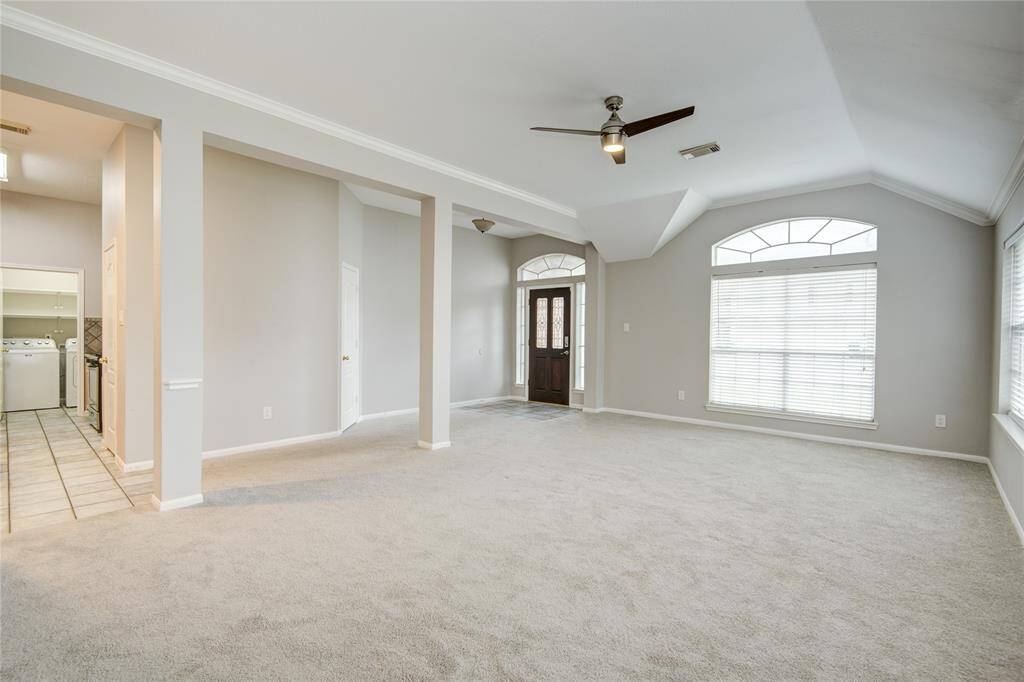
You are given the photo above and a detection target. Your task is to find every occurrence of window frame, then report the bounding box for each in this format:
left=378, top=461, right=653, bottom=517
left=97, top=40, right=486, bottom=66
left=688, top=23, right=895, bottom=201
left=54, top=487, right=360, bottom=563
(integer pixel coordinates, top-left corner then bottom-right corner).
left=1004, top=221, right=1024, bottom=431
left=707, top=219, right=879, bottom=429
left=517, top=253, right=586, bottom=281
left=711, top=216, right=877, bottom=267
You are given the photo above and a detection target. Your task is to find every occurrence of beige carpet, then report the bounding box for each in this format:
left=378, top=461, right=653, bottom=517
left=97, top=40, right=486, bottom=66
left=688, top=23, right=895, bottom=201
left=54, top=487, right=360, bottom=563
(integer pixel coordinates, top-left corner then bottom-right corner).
left=2, top=404, right=1022, bottom=679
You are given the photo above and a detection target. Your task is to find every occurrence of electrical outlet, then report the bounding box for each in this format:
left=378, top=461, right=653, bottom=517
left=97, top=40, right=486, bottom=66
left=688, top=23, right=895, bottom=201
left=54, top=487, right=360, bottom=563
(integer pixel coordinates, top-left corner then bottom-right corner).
left=677, top=390, right=686, bottom=401
left=623, top=322, right=630, bottom=332
left=935, top=414, right=946, bottom=428
left=263, top=406, right=273, bottom=420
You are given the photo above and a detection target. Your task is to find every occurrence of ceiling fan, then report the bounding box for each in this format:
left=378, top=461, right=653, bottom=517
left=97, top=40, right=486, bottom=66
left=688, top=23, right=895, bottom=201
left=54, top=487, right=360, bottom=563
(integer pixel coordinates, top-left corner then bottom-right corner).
left=531, top=96, right=695, bottom=165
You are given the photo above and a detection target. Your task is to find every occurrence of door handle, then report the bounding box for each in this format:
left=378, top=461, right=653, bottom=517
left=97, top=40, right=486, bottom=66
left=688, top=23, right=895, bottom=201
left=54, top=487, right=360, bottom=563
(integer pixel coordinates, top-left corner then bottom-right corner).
left=561, top=350, right=569, bottom=356
left=99, top=356, right=109, bottom=365
left=342, top=355, right=351, bottom=361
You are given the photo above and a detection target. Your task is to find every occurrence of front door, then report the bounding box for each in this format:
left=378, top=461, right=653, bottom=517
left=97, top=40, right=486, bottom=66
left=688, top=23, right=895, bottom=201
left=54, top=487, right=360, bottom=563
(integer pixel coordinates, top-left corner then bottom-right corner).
left=528, top=287, right=570, bottom=405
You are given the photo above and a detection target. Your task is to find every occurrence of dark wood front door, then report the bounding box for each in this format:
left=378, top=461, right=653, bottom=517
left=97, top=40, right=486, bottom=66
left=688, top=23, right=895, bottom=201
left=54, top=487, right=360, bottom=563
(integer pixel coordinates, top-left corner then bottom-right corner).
left=529, top=287, right=571, bottom=405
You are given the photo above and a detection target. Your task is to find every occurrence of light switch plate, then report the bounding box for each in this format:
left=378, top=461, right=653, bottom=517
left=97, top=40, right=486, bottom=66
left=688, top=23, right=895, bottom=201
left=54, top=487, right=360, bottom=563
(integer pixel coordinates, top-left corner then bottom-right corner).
left=677, top=390, right=685, bottom=401
left=623, top=322, right=630, bottom=332
left=935, top=414, right=946, bottom=428
left=263, top=406, right=273, bottom=420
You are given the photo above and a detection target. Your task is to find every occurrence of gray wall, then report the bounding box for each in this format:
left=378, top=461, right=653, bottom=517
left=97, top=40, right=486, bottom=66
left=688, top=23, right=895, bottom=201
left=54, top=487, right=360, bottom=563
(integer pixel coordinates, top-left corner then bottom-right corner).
left=203, top=147, right=340, bottom=451
left=0, top=190, right=102, bottom=316
left=989, top=178, right=1024, bottom=532
left=604, top=183, right=993, bottom=456
left=361, top=206, right=513, bottom=415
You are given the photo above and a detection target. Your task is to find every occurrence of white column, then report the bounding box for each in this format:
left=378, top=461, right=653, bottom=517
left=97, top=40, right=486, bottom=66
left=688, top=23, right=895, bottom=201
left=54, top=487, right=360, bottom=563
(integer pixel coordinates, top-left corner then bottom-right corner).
left=418, top=196, right=453, bottom=449
left=152, top=119, right=204, bottom=509
left=583, top=243, right=606, bottom=412
left=121, top=125, right=156, bottom=470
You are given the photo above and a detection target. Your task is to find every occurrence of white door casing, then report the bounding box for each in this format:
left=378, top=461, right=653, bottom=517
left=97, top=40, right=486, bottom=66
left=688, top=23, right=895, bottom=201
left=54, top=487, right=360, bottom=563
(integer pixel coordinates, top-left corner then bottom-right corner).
left=340, top=263, right=360, bottom=432
left=102, top=241, right=118, bottom=453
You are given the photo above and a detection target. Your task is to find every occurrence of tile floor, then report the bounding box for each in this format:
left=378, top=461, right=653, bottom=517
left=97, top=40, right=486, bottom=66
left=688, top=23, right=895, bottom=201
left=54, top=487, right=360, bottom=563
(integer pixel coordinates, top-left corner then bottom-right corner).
left=461, top=399, right=576, bottom=421
left=1, top=408, right=152, bottom=533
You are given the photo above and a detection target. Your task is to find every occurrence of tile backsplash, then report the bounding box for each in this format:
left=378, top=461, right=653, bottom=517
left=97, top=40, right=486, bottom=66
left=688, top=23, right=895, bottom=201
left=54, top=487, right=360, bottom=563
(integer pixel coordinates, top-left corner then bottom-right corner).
left=83, top=318, right=102, bottom=356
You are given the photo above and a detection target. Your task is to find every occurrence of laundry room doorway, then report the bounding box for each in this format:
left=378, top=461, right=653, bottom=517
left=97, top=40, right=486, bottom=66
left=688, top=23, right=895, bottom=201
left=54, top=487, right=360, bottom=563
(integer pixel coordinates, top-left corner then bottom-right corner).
left=1, top=265, right=85, bottom=416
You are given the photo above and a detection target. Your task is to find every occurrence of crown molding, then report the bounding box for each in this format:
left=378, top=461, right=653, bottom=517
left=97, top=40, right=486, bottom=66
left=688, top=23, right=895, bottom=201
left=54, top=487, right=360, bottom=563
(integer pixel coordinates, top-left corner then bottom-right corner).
left=868, top=173, right=992, bottom=227
left=0, top=6, right=578, bottom=220
left=988, top=137, right=1024, bottom=225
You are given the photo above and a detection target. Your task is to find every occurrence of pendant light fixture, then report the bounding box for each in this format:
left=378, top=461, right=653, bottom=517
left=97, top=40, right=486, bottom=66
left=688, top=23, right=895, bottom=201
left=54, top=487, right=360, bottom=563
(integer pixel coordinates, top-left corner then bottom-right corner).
left=472, top=218, right=495, bottom=234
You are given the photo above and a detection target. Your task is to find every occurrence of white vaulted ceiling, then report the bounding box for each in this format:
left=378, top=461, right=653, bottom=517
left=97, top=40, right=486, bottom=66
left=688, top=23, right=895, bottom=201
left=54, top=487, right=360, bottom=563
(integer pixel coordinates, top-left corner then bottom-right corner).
left=4, top=1, right=1022, bottom=259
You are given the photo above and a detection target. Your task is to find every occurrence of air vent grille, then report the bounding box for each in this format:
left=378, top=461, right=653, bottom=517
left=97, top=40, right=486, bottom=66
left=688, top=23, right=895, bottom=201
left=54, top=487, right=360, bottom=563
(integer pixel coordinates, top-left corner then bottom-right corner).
left=679, top=141, right=720, bottom=159
left=1, top=121, right=31, bottom=136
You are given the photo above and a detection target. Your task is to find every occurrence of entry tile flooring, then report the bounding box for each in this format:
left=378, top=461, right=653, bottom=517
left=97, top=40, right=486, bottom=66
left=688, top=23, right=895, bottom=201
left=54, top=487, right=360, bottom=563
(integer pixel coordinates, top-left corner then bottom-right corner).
left=1, top=408, right=152, bottom=533
left=460, top=399, right=576, bottom=421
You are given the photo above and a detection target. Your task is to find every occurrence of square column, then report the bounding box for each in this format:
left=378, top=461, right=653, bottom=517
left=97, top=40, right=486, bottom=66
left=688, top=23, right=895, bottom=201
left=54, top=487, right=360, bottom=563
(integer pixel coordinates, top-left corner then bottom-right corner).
left=152, top=119, right=204, bottom=509
left=419, top=196, right=453, bottom=449
left=583, top=243, right=606, bottom=412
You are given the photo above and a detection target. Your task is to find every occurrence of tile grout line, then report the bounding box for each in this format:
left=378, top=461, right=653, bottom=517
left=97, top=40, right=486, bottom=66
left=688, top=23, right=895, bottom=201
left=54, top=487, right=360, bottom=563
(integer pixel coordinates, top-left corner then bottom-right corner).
left=61, top=407, right=134, bottom=508
left=34, top=410, right=78, bottom=520
left=4, top=415, right=10, bottom=534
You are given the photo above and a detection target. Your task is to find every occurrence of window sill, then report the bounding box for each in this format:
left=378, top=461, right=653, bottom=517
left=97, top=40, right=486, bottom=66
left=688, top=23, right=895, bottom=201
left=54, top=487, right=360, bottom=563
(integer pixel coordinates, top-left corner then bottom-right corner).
left=993, top=413, right=1024, bottom=456
left=704, top=403, right=878, bottom=430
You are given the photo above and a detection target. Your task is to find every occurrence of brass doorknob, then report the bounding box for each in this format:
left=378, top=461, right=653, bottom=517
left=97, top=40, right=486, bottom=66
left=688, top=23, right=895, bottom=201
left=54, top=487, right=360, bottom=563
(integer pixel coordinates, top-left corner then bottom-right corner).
left=98, top=356, right=109, bottom=365
left=342, top=355, right=350, bottom=361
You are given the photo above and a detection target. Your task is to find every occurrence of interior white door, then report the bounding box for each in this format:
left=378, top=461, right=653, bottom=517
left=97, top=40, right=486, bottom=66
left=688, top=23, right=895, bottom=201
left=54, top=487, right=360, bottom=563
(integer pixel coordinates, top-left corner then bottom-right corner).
left=340, top=264, right=360, bottom=432
left=102, top=241, right=118, bottom=453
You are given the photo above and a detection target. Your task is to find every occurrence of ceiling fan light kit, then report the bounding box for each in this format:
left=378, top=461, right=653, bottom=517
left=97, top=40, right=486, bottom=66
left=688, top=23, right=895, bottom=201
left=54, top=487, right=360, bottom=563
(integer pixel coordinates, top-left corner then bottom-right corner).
left=531, top=95, right=695, bottom=165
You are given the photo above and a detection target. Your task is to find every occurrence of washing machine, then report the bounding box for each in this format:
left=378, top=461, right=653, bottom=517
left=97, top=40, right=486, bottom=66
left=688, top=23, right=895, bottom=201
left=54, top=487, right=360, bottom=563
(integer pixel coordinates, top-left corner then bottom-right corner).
left=3, top=338, right=60, bottom=412
left=65, top=338, right=79, bottom=408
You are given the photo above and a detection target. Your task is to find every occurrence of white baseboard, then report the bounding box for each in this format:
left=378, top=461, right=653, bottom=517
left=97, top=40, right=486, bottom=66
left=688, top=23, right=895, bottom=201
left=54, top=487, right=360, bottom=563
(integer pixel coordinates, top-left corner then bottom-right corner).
left=359, top=406, right=418, bottom=421
left=360, top=395, right=517, bottom=421
left=151, top=493, right=203, bottom=512
left=595, top=406, right=987, bottom=463
left=987, top=459, right=1024, bottom=545
left=114, top=451, right=154, bottom=473
left=202, top=430, right=342, bottom=460
left=417, top=440, right=451, bottom=450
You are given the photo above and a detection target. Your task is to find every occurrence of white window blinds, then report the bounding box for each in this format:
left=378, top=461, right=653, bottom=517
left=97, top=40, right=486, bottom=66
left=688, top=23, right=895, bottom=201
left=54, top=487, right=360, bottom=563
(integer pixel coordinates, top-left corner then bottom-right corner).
left=710, top=265, right=877, bottom=423
left=1008, top=241, right=1024, bottom=424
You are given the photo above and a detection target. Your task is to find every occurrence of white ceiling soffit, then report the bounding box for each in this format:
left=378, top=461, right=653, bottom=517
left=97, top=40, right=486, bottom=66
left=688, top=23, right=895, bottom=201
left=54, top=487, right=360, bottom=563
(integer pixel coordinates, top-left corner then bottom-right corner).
left=579, top=189, right=709, bottom=263
left=0, top=88, right=122, bottom=203
left=346, top=184, right=533, bottom=239
left=808, top=1, right=1024, bottom=224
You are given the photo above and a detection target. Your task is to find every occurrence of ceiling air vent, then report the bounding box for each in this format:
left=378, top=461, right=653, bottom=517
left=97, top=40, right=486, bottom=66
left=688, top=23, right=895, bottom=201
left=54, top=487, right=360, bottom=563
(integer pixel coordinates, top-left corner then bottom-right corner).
left=678, top=141, right=720, bottom=159
left=1, top=120, right=31, bottom=136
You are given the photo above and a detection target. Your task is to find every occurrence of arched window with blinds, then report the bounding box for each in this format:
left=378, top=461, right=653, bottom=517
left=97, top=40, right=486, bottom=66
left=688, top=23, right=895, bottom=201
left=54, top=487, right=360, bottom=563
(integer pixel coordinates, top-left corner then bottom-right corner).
left=709, top=218, right=878, bottom=426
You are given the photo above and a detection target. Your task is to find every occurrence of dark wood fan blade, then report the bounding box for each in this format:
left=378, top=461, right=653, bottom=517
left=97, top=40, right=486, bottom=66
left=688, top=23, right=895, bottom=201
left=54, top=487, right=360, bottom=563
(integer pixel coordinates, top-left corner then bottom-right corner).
left=530, top=127, right=603, bottom=136
left=622, top=106, right=695, bottom=137
left=611, top=148, right=625, bottom=165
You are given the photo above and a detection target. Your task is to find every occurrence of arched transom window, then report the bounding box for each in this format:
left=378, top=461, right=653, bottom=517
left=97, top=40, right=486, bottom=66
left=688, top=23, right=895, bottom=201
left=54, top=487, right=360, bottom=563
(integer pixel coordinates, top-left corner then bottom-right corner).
left=712, top=218, right=877, bottom=266
left=517, top=253, right=585, bottom=281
